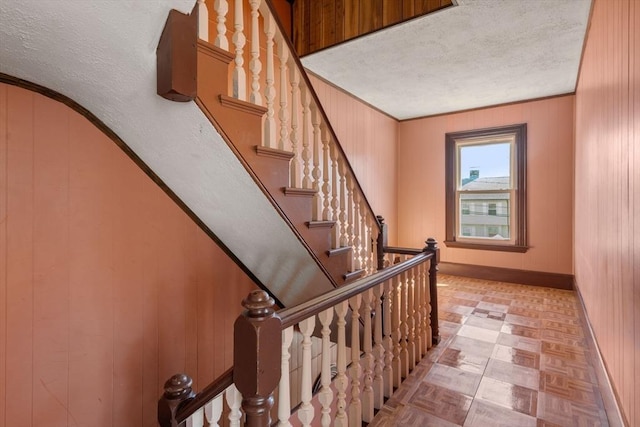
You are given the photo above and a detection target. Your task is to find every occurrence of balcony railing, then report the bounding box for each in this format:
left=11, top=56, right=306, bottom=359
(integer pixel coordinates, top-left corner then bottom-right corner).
left=158, top=237, right=440, bottom=427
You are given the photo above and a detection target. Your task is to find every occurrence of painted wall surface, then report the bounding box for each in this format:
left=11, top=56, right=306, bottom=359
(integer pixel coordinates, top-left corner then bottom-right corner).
left=574, top=0, right=639, bottom=424
left=397, top=95, right=574, bottom=274
left=0, top=84, right=257, bottom=427
left=308, top=74, right=399, bottom=244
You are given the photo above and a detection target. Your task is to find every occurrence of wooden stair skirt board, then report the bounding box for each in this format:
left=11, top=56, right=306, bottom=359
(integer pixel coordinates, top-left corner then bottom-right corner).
left=439, top=262, right=574, bottom=290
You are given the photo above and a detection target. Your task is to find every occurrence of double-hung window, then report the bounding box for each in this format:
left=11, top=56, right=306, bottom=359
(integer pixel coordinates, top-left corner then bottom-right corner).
left=444, top=124, right=528, bottom=252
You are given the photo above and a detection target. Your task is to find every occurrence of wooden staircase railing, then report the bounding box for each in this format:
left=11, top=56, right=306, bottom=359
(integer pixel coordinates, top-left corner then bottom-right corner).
left=157, top=0, right=383, bottom=288
left=158, top=238, right=440, bottom=427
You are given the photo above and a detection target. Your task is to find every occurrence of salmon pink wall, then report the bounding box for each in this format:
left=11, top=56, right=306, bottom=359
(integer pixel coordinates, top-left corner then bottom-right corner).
left=309, top=74, right=399, bottom=243
left=574, top=0, right=639, bottom=424
left=0, top=83, right=257, bottom=427
left=397, top=95, right=574, bottom=274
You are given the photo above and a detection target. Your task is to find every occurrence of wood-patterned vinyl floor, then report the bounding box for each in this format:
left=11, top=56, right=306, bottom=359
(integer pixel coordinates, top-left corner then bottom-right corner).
left=369, top=274, right=611, bottom=427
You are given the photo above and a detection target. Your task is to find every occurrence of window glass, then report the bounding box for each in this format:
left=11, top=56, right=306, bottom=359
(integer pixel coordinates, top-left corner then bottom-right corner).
left=445, top=124, right=527, bottom=252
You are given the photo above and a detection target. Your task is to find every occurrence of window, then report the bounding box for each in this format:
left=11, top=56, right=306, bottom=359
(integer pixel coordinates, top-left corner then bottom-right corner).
left=445, top=124, right=528, bottom=252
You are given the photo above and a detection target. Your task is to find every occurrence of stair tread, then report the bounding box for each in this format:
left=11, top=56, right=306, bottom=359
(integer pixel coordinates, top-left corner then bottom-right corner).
left=327, top=246, right=352, bottom=257
left=344, top=269, right=366, bottom=282
left=306, top=220, right=336, bottom=229
left=283, top=187, right=317, bottom=197
left=218, top=94, right=267, bottom=116
left=255, top=145, right=295, bottom=160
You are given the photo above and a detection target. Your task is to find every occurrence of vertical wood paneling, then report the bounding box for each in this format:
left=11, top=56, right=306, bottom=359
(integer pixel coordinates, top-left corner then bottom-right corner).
left=397, top=95, right=575, bottom=274
left=335, top=0, right=346, bottom=44
left=32, top=95, right=70, bottom=427
left=358, top=0, right=374, bottom=34
left=308, top=0, right=324, bottom=52
left=382, top=0, right=403, bottom=27
left=344, top=0, right=359, bottom=40
left=308, top=74, right=399, bottom=244
left=0, top=85, right=6, bottom=427
left=575, top=0, right=639, bottom=424
left=0, top=83, right=258, bottom=427
left=321, top=0, right=336, bottom=48
left=6, top=85, right=34, bottom=426
left=293, top=0, right=452, bottom=56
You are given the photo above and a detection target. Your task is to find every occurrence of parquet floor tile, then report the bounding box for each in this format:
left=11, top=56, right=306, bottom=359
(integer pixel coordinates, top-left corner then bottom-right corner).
left=370, top=274, right=612, bottom=426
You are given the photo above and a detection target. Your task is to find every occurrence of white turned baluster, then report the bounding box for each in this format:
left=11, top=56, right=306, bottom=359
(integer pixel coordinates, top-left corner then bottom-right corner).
left=362, top=289, right=375, bottom=422
left=359, top=204, right=368, bottom=274
left=226, top=384, right=242, bottom=427
left=289, top=65, right=301, bottom=186
left=338, top=158, right=348, bottom=248
left=368, top=218, right=376, bottom=274
left=213, top=0, right=229, bottom=49
left=349, top=295, right=362, bottom=427
left=248, top=0, right=262, bottom=105
left=372, top=283, right=385, bottom=408
left=346, top=173, right=355, bottom=270
left=407, top=266, right=417, bottom=370
left=391, top=274, right=402, bottom=387
left=321, top=123, right=331, bottom=221
left=278, top=326, right=294, bottom=427
left=310, top=103, right=322, bottom=220
left=352, top=191, right=362, bottom=270
left=382, top=279, right=394, bottom=398
left=423, top=263, right=432, bottom=350
left=204, top=395, right=224, bottom=427
left=298, top=317, right=316, bottom=427
left=197, top=0, right=209, bottom=41
left=277, top=36, right=289, bottom=150
left=301, top=86, right=312, bottom=189
left=414, top=265, right=424, bottom=359
left=232, top=0, right=247, bottom=100
left=318, top=308, right=334, bottom=427
left=330, top=143, right=340, bottom=247
left=186, top=407, right=205, bottom=427
left=263, top=12, right=276, bottom=147
left=400, top=267, right=410, bottom=378
left=334, top=301, right=349, bottom=427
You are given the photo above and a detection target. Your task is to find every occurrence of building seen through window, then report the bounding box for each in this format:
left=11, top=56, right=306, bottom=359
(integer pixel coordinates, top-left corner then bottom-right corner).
left=445, top=124, right=528, bottom=252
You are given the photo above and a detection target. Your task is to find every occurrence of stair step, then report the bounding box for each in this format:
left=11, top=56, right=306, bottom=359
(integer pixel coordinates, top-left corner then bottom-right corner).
left=343, top=269, right=366, bottom=282
left=218, top=94, right=267, bottom=116
left=255, top=146, right=294, bottom=160
left=327, top=246, right=352, bottom=257
left=283, top=187, right=317, bottom=197
left=306, top=220, right=336, bottom=229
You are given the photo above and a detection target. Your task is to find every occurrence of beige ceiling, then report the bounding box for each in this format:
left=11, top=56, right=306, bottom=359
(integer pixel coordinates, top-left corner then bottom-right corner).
left=301, top=0, right=592, bottom=120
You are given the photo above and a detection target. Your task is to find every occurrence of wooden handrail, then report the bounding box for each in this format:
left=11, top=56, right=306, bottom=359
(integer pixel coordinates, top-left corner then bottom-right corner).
left=174, top=368, right=234, bottom=425
left=158, top=242, right=437, bottom=427
left=279, top=251, right=432, bottom=329
left=263, top=0, right=382, bottom=234
left=383, top=246, right=424, bottom=256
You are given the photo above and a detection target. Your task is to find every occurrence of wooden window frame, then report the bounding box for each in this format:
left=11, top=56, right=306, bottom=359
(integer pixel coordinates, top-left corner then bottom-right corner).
left=444, top=123, right=528, bottom=253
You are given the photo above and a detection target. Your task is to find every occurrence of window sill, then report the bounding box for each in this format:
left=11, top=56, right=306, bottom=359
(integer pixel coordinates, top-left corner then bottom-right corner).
left=443, top=240, right=529, bottom=253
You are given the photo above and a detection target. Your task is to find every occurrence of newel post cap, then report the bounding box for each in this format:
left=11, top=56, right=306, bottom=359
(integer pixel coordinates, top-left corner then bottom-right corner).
left=158, top=373, right=195, bottom=427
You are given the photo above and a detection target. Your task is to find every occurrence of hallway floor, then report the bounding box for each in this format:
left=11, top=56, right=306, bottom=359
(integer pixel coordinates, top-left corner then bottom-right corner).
left=369, top=274, right=611, bottom=426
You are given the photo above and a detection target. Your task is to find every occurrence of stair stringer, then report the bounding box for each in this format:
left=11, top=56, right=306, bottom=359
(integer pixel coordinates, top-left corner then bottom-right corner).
left=195, top=40, right=352, bottom=287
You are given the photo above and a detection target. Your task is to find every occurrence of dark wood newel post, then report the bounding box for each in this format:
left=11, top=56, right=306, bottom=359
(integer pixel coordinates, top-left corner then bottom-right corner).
left=234, top=290, right=282, bottom=427
left=376, top=215, right=387, bottom=270
left=157, top=374, right=195, bottom=427
left=424, top=238, right=441, bottom=345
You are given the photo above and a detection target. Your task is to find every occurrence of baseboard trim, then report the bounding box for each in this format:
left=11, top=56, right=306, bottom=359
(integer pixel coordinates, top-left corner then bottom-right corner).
left=574, top=282, right=628, bottom=427
left=438, top=262, right=574, bottom=290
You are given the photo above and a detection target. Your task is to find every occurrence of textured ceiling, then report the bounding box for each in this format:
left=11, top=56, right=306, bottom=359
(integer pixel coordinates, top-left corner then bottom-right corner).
left=302, top=0, right=592, bottom=120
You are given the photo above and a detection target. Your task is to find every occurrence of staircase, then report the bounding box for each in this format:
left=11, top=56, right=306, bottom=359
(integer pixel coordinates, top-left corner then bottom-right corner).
left=157, top=0, right=381, bottom=301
